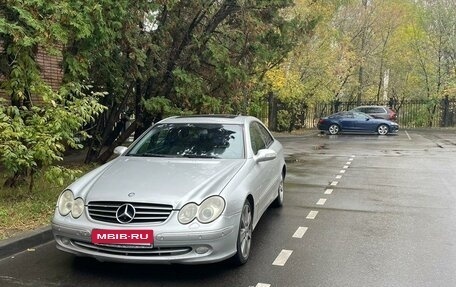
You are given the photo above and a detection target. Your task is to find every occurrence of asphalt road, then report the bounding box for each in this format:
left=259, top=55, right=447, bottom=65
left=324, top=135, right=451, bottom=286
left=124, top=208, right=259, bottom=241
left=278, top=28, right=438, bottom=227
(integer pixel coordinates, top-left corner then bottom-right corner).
left=1, top=129, right=456, bottom=287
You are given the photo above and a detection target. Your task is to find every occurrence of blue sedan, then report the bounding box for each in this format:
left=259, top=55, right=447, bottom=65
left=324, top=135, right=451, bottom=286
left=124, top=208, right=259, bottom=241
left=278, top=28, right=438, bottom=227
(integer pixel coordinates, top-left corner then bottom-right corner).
left=317, top=111, right=399, bottom=135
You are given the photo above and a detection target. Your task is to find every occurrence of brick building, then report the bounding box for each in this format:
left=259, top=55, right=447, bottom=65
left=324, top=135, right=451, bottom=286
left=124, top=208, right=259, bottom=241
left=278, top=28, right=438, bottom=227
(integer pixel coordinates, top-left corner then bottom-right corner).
left=0, top=43, right=63, bottom=105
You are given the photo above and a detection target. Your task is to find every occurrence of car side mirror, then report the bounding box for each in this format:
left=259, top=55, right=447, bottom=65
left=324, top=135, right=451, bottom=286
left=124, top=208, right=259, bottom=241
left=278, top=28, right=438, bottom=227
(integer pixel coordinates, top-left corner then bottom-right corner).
left=114, top=146, right=128, bottom=156
left=255, top=149, right=277, bottom=163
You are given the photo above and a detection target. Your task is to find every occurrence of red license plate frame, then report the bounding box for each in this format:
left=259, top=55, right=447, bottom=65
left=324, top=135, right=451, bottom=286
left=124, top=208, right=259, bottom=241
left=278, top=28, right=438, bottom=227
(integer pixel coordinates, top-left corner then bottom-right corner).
left=91, top=229, right=154, bottom=246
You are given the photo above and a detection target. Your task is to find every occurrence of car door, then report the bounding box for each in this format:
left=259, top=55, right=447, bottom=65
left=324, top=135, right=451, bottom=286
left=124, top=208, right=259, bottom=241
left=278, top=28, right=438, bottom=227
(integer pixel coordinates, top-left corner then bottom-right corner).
left=353, top=112, right=377, bottom=132
left=337, top=112, right=357, bottom=131
left=249, top=122, right=279, bottom=217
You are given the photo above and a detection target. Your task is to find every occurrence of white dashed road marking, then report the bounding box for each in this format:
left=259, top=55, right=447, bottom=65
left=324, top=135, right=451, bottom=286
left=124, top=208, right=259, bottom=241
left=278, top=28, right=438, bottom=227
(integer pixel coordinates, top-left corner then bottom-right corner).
left=405, top=130, right=411, bottom=140
left=346, top=161, right=352, bottom=165
left=272, top=250, right=293, bottom=266
left=292, top=227, right=308, bottom=238
left=324, top=189, right=333, bottom=195
left=253, top=156, right=354, bottom=286
left=306, top=210, right=318, bottom=219
left=316, top=198, right=327, bottom=205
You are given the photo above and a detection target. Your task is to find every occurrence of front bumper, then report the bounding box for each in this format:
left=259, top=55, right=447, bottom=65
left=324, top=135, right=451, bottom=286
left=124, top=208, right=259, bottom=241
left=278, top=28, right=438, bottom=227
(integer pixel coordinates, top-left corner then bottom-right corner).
left=52, top=210, right=240, bottom=264
left=390, top=125, right=399, bottom=133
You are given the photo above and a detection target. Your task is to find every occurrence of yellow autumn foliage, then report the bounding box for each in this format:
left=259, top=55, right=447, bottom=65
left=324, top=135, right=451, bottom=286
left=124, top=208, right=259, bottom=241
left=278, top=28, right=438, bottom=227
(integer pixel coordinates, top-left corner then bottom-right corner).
left=264, top=67, right=306, bottom=102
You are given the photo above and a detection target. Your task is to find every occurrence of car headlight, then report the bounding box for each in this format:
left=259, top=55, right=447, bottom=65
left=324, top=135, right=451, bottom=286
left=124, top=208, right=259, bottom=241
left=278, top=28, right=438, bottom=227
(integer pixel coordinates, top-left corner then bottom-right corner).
left=178, top=203, right=198, bottom=224
left=57, top=190, right=85, bottom=218
left=197, top=196, right=225, bottom=223
left=58, top=190, right=74, bottom=216
left=178, top=196, right=225, bottom=224
left=71, top=198, right=85, bottom=218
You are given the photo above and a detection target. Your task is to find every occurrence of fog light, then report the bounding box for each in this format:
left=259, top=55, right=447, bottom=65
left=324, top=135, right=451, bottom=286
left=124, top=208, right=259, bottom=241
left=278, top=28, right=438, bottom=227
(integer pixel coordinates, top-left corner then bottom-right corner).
left=61, top=237, right=70, bottom=245
left=195, top=246, right=210, bottom=254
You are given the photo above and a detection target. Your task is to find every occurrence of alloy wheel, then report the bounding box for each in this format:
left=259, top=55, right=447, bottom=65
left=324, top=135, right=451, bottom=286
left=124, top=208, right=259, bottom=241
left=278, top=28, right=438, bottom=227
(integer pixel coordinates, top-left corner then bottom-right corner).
left=239, top=202, right=252, bottom=258
left=377, top=124, right=389, bottom=135
left=328, top=124, right=340, bottom=135
left=273, top=175, right=284, bottom=207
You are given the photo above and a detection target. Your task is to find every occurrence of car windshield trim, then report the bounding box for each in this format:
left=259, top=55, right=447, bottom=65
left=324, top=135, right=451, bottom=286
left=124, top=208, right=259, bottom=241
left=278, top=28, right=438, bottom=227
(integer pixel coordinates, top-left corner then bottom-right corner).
left=180, top=154, right=221, bottom=159
left=127, top=152, right=171, bottom=158
left=127, top=152, right=222, bottom=159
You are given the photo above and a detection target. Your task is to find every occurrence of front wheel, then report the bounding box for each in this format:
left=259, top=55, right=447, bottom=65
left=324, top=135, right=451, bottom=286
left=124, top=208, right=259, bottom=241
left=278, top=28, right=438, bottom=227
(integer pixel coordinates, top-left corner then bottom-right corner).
left=328, top=124, right=340, bottom=135
left=232, top=200, right=253, bottom=265
left=377, top=124, right=389, bottom=135
left=272, top=174, right=284, bottom=207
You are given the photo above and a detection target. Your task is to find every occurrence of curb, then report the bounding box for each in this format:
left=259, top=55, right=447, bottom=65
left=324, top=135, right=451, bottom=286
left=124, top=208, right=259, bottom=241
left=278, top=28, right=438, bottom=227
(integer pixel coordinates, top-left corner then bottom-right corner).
left=0, top=225, right=53, bottom=259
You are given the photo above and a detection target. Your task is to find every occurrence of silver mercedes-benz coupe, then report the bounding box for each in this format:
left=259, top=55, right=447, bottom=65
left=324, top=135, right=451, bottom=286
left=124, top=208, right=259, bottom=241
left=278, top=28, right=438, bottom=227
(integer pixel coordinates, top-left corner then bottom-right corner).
left=52, top=115, right=286, bottom=265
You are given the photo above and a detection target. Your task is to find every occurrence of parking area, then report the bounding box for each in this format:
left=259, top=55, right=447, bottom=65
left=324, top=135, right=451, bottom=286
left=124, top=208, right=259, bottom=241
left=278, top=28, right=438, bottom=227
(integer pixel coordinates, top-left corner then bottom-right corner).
left=272, top=129, right=456, bottom=286
left=1, top=129, right=456, bottom=287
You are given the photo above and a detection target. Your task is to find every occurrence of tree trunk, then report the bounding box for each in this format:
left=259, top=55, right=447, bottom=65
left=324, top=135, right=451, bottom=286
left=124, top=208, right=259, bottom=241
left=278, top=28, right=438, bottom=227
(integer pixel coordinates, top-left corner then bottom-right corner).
left=84, top=85, right=133, bottom=163
left=268, top=91, right=277, bottom=131
left=97, top=120, right=138, bottom=164
left=3, top=172, right=21, bottom=188
left=357, top=0, right=368, bottom=105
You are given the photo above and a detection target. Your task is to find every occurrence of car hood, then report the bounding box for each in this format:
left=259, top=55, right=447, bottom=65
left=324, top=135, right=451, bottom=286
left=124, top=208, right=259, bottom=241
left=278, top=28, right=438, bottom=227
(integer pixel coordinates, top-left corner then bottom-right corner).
left=75, top=157, right=246, bottom=208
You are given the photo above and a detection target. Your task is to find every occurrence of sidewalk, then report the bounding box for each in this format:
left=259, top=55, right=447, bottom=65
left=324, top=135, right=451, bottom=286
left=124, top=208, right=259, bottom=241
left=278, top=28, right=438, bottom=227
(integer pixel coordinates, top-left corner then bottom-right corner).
left=0, top=225, right=53, bottom=259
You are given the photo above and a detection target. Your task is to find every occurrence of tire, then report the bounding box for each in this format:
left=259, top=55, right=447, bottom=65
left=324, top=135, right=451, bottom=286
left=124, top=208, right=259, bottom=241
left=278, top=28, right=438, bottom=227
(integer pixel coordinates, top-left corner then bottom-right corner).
left=232, top=200, right=253, bottom=265
left=272, top=174, right=284, bottom=207
left=328, top=124, right=340, bottom=135
left=377, top=124, right=389, bottom=135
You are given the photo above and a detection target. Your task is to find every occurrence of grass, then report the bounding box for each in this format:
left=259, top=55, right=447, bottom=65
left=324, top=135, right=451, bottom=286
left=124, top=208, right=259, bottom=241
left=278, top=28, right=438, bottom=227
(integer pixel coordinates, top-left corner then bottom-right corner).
left=0, top=164, right=95, bottom=240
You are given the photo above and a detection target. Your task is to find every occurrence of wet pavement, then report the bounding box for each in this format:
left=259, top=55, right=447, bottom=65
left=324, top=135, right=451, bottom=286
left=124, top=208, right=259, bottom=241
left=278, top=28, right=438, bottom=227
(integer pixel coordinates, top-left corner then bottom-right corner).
left=1, top=128, right=456, bottom=287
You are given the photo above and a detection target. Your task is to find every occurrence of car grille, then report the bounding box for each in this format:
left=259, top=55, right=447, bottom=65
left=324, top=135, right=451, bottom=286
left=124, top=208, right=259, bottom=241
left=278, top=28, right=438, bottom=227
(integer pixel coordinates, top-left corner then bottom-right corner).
left=87, top=201, right=173, bottom=224
left=72, top=240, right=192, bottom=257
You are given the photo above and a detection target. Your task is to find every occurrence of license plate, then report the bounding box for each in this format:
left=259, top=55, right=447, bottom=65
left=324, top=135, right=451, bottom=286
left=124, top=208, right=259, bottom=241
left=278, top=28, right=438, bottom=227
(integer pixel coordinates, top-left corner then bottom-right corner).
left=91, top=229, right=154, bottom=246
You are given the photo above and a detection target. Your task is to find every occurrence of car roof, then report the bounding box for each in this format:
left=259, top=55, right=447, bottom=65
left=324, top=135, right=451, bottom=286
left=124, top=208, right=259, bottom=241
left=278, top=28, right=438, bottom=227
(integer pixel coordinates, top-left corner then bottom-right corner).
left=353, top=105, right=387, bottom=109
left=157, top=114, right=256, bottom=125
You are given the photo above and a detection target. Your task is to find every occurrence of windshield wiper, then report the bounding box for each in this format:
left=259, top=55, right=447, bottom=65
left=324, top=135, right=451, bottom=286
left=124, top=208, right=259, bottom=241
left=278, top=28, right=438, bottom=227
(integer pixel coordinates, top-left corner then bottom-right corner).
left=180, top=154, right=220, bottom=159
left=136, top=152, right=169, bottom=157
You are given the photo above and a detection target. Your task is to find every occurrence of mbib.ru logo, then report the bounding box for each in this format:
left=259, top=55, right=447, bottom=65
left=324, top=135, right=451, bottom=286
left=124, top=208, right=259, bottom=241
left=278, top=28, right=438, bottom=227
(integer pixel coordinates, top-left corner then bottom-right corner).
left=92, top=229, right=154, bottom=245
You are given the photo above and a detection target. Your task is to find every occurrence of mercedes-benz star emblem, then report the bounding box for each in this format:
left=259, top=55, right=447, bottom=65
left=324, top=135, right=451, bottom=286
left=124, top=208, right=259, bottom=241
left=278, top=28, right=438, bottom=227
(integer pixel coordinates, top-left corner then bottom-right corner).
left=116, top=203, right=136, bottom=224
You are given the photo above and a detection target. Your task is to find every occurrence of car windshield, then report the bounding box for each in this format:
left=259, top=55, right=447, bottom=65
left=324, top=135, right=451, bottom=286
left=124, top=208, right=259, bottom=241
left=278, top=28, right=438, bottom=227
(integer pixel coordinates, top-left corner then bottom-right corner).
left=127, top=123, right=244, bottom=159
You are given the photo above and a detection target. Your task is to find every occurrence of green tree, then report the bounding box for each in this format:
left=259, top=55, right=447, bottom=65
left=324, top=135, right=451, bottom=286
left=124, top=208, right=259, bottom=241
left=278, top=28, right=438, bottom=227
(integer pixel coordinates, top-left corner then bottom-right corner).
left=83, top=0, right=304, bottom=162
left=0, top=0, right=105, bottom=189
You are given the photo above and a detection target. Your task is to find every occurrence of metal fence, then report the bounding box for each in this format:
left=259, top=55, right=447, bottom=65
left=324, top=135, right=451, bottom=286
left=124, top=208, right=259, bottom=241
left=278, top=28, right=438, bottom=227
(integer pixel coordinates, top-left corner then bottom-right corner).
left=270, top=97, right=456, bottom=130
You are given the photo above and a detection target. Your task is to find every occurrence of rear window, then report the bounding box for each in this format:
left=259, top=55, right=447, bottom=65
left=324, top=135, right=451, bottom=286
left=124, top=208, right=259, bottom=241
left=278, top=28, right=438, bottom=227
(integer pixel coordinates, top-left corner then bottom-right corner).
left=361, top=107, right=384, bottom=113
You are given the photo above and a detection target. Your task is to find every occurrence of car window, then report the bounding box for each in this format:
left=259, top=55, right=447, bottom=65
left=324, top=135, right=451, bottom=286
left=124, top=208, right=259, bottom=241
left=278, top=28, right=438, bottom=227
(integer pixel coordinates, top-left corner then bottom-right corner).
left=341, top=112, right=354, bottom=118
left=353, top=111, right=372, bottom=119
left=128, top=123, right=245, bottom=159
left=249, top=122, right=267, bottom=155
left=362, top=107, right=384, bottom=113
left=256, top=122, right=274, bottom=147
left=330, top=112, right=352, bottom=118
